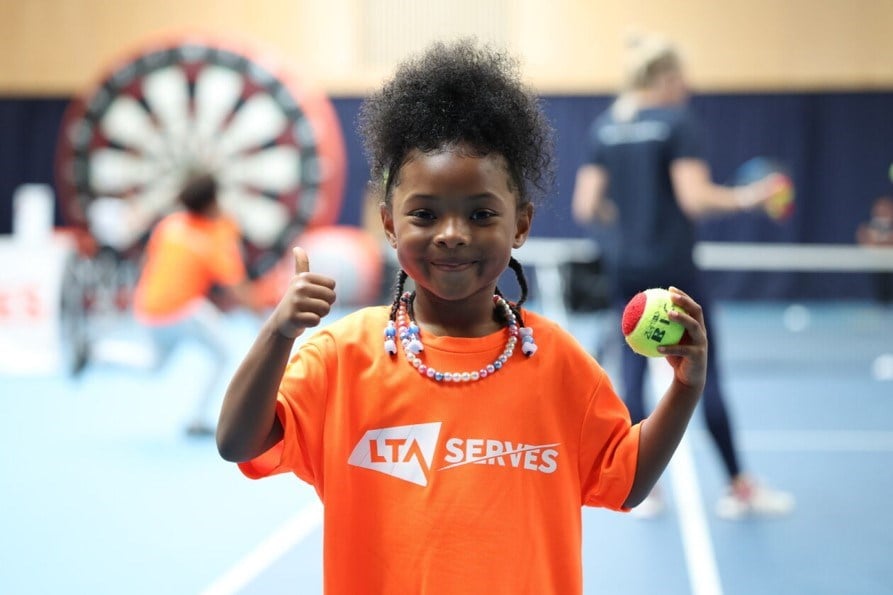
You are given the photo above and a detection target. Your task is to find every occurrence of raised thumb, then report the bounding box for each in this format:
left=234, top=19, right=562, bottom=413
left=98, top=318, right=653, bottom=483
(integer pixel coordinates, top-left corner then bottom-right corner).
left=293, top=246, right=309, bottom=274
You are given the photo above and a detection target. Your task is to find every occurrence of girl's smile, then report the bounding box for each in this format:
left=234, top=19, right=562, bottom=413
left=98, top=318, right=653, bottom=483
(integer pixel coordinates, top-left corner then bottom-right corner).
left=430, top=260, right=476, bottom=271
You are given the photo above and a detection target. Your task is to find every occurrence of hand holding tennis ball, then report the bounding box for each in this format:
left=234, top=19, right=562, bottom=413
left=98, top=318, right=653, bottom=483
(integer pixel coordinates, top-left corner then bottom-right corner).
left=764, top=173, right=795, bottom=221
left=623, top=287, right=708, bottom=464
left=622, top=287, right=687, bottom=357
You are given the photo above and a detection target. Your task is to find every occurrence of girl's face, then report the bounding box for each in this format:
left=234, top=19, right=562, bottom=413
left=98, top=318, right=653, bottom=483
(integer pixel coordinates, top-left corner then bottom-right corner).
left=381, top=147, right=532, bottom=306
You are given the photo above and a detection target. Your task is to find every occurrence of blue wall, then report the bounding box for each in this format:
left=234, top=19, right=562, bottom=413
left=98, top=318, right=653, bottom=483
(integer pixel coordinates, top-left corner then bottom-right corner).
left=2, top=92, right=891, bottom=300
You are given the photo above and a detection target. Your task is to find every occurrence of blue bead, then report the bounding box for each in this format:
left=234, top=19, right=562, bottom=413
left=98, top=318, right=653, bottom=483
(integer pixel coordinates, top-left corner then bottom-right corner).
left=385, top=327, right=396, bottom=337
left=435, top=372, right=444, bottom=381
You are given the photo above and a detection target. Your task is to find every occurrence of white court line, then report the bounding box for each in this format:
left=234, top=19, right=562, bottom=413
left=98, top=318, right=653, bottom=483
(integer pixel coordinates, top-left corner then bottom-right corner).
left=200, top=500, right=323, bottom=595
left=648, top=359, right=723, bottom=595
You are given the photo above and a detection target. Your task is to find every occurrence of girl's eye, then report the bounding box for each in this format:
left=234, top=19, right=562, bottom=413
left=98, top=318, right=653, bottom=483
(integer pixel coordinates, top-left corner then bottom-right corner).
left=408, top=210, right=435, bottom=221
left=471, top=210, right=497, bottom=221
left=406, top=209, right=497, bottom=222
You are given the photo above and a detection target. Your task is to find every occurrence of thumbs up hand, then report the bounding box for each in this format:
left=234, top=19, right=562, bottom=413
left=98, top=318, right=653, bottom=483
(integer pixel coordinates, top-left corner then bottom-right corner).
left=273, top=246, right=337, bottom=339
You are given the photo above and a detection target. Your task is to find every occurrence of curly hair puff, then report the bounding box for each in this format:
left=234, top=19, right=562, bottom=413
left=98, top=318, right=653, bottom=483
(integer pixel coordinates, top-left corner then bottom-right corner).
left=358, top=38, right=555, bottom=208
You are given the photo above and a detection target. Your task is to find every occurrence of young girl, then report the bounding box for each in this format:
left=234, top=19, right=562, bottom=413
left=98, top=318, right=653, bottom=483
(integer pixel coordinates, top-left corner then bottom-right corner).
left=218, top=40, right=708, bottom=594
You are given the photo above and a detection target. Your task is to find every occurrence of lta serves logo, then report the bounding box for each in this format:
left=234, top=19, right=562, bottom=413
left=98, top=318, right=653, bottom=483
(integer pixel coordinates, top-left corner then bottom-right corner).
left=348, top=422, right=441, bottom=486
left=348, top=422, right=560, bottom=487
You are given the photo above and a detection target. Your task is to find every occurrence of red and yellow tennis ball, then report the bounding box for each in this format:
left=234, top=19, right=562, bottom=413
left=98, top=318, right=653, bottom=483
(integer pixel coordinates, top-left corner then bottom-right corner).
left=621, top=288, right=686, bottom=357
left=765, top=173, right=795, bottom=221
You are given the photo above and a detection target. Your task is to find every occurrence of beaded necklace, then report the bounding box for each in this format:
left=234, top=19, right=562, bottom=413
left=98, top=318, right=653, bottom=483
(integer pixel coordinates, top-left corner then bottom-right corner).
left=384, top=291, right=537, bottom=383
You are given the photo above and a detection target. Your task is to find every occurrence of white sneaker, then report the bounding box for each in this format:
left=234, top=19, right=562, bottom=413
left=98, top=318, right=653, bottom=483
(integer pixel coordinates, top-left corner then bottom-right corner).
left=716, top=478, right=795, bottom=520
left=630, top=488, right=665, bottom=520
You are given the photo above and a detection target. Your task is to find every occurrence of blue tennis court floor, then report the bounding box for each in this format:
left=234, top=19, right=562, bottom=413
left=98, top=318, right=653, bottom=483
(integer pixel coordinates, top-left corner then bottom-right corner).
left=2, top=300, right=891, bottom=594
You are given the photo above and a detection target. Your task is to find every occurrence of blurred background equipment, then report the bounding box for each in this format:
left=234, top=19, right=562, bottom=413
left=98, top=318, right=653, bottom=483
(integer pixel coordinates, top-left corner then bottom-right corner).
left=47, top=33, right=348, bottom=373
left=0, top=184, right=75, bottom=375
left=55, top=33, right=347, bottom=275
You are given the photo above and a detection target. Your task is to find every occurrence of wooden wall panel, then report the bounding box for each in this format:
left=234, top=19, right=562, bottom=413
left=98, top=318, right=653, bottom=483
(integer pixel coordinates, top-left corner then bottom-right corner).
left=1, top=0, right=891, bottom=96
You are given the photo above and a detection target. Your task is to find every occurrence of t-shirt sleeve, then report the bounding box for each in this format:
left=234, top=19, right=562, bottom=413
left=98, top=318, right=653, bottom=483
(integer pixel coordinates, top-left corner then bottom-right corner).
left=237, top=337, right=331, bottom=494
left=667, top=108, right=707, bottom=161
left=579, top=368, right=641, bottom=511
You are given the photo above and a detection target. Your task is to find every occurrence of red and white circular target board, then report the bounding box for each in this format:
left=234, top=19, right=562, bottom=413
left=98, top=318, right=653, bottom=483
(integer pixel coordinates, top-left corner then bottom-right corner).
left=55, top=32, right=346, bottom=278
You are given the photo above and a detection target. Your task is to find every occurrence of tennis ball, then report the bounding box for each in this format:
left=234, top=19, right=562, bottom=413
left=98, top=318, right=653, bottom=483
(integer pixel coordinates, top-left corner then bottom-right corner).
left=621, top=288, right=686, bottom=357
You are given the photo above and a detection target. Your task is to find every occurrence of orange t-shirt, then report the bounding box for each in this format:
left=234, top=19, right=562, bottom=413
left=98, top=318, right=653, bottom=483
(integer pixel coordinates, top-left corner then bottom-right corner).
left=239, top=307, right=640, bottom=595
left=133, top=212, right=246, bottom=322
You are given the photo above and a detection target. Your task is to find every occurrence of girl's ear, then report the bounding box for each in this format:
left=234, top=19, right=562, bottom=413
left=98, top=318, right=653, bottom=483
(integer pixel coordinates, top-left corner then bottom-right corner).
left=513, top=203, right=534, bottom=248
left=380, top=203, right=397, bottom=248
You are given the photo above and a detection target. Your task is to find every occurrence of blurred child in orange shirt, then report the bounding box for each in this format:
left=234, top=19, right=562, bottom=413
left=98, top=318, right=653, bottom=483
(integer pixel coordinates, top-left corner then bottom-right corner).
left=81, top=173, right=265, bottom=436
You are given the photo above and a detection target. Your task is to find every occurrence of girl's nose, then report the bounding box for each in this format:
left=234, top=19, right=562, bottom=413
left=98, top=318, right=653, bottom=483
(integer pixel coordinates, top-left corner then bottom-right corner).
left=434, top=216, right=469, bottom=248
